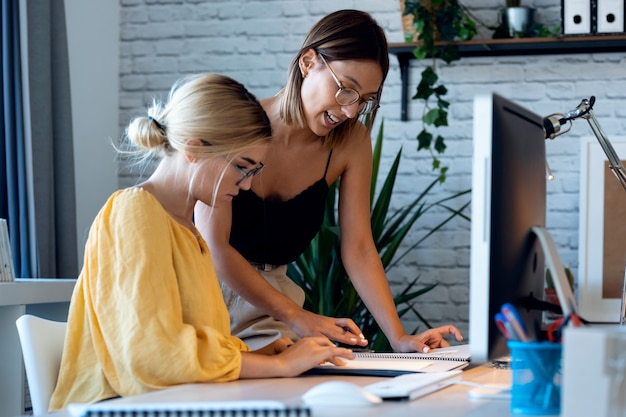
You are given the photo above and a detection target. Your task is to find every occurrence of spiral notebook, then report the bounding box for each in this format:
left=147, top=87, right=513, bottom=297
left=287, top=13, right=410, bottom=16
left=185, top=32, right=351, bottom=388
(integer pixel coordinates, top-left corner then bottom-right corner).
left=70, top=400, right=310, bottom=417
left=308, top=344, right=471, bottom=376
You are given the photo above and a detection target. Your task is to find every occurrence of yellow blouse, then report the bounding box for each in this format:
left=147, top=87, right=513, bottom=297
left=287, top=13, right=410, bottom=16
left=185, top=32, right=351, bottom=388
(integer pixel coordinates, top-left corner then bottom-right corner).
left=49, top=188, right=249, bottom=411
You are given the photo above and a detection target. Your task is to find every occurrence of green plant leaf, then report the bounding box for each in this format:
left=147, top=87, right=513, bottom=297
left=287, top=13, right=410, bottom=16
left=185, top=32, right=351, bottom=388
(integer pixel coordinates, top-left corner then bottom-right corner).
left=440, top=44, right=460, bottom=63
left=417, top=129, right=433, bottom=151
left=413, top=47, right=428, bottom=60
left=422, top=108, right=438, bottom=125
left=414, top=83, right=434, bottom=100
left=370, top=120, right=384, bottom=206
left=428, top=109, right=448, bottom=128
left=434, top=135, right=447, bottom=153
left=371, top=150, right=401, bottom=240
left=433, top=85, right=448, bottom=97
left=432, top=157, right=441, bottom=171
left=421, top=66, right=438, bottom=85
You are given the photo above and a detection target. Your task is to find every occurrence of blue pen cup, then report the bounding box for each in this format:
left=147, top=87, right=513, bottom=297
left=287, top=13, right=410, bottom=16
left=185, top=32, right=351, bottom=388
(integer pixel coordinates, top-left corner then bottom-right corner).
left=508, top=341, right=563, bottom=415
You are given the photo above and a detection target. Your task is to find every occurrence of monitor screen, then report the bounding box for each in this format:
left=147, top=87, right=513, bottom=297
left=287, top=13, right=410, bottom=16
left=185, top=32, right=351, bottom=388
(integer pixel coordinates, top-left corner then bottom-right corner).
left=469, top=93, right=547, bottom=364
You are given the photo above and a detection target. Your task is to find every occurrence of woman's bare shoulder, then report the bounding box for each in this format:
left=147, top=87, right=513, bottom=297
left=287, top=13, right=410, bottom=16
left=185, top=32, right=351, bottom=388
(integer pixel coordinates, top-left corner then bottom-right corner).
left=333, top=122, right=373, bottom=157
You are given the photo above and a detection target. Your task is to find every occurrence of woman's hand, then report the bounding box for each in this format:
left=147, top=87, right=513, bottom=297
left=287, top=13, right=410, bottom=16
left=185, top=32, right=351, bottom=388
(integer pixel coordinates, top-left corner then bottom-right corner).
left=390, top=325, right=464, bottom=353
left=252, top=337, right=294, bottom=355
left=240, top=336, right=354, bottom=379
left=287, top=309, right=369, bottom=347
left=273, top=336, right=355, bottom=377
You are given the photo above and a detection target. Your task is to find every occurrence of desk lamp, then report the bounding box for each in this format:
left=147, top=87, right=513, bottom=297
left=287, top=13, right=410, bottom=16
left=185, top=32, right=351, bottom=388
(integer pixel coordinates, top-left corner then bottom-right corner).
left=542, top=96, right=626, bottom=326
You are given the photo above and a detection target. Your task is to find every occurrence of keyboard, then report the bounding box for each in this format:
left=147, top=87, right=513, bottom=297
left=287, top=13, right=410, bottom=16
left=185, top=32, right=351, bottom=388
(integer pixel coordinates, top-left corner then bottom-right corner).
left=363, top=370, right=463, bottom=400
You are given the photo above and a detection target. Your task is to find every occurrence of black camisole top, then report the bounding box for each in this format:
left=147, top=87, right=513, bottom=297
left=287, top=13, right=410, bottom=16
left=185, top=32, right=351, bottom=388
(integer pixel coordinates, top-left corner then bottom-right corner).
left=229, top=151, right=333, bottom=266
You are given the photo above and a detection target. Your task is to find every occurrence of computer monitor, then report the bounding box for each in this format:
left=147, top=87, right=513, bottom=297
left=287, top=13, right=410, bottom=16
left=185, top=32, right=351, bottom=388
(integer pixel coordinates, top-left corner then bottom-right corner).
left=469, top=93, right=548, bottom=364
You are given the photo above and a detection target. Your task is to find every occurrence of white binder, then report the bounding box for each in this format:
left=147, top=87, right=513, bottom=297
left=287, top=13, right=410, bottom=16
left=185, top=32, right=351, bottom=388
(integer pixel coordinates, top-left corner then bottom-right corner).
left=562, top=0, right=593, bottom=34
left=596, top=0, right=624, bottom=33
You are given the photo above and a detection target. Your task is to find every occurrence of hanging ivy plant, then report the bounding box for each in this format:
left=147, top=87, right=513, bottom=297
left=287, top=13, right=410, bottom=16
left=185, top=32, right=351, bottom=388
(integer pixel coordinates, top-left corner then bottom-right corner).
left=402, top=0, right=477, bottom=179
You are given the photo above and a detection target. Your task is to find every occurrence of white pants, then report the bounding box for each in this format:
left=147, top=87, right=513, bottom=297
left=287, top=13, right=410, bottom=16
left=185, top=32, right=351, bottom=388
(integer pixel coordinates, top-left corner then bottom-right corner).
left=220, top=264, right=305, bottom=350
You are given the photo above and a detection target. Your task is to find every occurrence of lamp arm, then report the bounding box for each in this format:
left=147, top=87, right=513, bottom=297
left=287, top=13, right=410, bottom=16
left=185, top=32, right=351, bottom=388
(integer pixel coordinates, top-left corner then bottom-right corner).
left=582, top=107, right=626, bottom=188
left=543, top=96, right=626, bottom=191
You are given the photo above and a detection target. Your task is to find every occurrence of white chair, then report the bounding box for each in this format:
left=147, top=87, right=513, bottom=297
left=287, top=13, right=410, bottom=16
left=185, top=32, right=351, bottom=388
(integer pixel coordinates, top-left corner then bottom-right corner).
left=15, top=314, right=67, bottom=415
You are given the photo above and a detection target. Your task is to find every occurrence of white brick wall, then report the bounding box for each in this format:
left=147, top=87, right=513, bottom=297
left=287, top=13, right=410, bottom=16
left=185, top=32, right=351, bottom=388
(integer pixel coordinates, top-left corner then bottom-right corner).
left=119, top=0, right=626, bottom=338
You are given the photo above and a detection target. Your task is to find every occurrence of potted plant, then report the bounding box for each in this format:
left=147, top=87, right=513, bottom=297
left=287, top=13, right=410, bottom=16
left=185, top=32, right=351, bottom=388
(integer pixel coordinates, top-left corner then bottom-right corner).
left=400, top=0, right=477, bottom=178
left=287, top=121, right=471, bottom=351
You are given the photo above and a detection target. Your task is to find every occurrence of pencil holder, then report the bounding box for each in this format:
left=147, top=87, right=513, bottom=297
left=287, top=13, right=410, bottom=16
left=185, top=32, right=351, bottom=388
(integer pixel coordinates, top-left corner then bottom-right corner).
left=508, top=341, right=562, bottom=415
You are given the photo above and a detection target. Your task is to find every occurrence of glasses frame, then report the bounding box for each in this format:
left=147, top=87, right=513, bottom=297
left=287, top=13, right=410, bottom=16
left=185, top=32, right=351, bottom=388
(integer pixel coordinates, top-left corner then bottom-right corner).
left=229, top=160, right=265, bottom=186
left=201, top=141, right=266, bottom=186
left=317, top=54, right=379, bottom=116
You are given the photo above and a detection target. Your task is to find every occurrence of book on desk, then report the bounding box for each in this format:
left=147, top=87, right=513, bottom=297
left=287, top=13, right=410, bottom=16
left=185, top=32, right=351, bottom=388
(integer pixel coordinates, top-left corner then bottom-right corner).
left=307, top=344, right=471, bottom=377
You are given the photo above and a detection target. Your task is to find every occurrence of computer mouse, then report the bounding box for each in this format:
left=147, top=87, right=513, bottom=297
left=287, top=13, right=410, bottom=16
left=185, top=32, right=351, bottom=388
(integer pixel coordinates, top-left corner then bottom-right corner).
left=301, top=381, right=383, bottom=407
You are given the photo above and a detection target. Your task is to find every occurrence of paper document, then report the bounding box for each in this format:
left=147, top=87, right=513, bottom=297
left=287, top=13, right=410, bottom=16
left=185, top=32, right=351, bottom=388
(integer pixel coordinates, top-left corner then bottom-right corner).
left=308, top=344, right=470, bottom=376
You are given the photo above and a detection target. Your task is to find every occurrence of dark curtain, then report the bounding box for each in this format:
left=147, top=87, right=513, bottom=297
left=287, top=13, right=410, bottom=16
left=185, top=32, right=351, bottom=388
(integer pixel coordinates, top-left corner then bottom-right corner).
left=1, top=0, right=30, bottom=277
left=1, top=0, right=77, bottom=278
left=26, top=0, right=77, bottom=278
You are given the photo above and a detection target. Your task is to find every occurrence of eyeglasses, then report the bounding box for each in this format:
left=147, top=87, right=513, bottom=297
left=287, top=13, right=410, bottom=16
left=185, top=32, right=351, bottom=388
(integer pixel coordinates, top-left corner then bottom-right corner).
left=199, top=141, right=266, bottom=186
left=228, top=160, right=265, bottom=186
left=317, top=54, right=379, bottom=116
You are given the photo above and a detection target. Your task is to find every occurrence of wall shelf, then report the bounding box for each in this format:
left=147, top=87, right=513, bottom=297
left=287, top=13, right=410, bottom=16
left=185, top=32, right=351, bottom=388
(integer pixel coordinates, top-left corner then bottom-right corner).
left=390, top=35, right=626, bottom=121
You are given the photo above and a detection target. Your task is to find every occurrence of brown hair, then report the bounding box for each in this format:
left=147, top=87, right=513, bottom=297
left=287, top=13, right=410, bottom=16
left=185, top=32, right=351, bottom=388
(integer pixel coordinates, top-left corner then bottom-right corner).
left=279, top=10, right=389, bottom=147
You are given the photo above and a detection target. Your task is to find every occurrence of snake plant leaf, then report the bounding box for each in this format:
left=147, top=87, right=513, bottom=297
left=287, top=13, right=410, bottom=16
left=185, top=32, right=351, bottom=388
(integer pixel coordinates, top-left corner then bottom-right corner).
left=371, top=150, right=401, bottom=240
left=370, top=119, right=383, bottom=206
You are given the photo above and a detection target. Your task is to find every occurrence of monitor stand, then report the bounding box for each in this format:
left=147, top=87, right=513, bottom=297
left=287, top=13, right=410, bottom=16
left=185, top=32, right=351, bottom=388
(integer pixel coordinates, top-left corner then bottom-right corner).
left=531, top=226, right=578, bottom=317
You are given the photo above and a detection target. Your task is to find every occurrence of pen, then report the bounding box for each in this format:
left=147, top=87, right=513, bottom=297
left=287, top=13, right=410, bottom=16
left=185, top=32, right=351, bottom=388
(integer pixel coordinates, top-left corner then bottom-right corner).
left=501, top=303, right=530, bottom=342
left=494, top=312, right=515, bottom=340
left=351, top=348, right=375, bottom=353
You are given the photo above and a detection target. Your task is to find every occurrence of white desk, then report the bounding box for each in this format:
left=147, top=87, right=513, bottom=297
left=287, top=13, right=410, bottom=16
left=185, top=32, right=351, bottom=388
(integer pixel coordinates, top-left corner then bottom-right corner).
left=46, top=364, right=522, bottom=417
left=0, top=279, right=76, bottom=417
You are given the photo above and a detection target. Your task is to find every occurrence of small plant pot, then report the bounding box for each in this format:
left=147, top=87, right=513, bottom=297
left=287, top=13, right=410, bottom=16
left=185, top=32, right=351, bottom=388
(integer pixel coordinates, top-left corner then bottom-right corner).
left=500, top=6, right=536, bottom=37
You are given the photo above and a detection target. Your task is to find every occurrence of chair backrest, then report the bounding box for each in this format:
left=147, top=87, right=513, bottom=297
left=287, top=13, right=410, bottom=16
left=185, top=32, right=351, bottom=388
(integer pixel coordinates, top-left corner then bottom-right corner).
left=15, top=314, right=67, bottom=415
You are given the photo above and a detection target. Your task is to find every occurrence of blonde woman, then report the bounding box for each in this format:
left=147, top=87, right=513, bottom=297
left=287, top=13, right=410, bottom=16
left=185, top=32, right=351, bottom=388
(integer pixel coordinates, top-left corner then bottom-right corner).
left=49, top=74, right=352, bottom=411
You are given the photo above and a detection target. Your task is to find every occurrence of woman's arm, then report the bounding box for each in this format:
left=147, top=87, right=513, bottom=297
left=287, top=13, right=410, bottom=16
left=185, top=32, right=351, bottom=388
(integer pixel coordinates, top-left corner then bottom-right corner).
left=194, top=202, right=366, bottom=346
left=88, top=191, right=247, bottom=386
left=239, top=337, right=353, bottom=378
left=335, top=128, right=463, bottom=353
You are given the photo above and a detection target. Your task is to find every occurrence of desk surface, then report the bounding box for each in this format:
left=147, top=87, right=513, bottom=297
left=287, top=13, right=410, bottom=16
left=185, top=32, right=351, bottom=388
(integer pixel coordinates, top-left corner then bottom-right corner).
left=1, top=279, right=75, bottom=417
left=48, top=364, right=519, bottom=417
left=0, top=278, right=76, bottom=306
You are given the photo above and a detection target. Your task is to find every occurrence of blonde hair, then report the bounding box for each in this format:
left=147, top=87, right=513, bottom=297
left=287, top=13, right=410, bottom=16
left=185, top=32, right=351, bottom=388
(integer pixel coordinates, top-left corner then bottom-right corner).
left=124, top=73, right=271, bottom=164
left=279, top=10, right=389, bottom=147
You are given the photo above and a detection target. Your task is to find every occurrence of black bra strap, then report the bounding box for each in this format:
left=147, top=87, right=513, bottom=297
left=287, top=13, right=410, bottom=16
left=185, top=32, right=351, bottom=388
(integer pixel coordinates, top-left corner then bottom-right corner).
left=323, top=149, right=333, bottom=177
